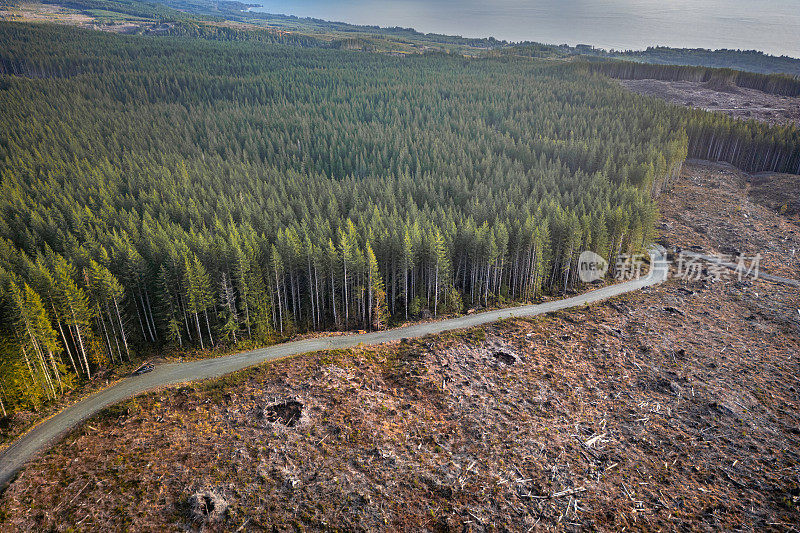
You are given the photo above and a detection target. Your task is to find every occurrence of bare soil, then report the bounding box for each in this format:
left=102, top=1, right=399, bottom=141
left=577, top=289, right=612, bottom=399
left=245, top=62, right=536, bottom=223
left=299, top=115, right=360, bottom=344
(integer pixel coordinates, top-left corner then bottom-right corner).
left=0, top=2, right=94, bottom=25
left=1, top=163, right=799, bottom=531
left=659, top=160, right=800, bottom=280
left=749, top=172, right=800, bottom=219
left=0, top=3, right=265, bottom=34
left=620, top=79, right=800, bottom=127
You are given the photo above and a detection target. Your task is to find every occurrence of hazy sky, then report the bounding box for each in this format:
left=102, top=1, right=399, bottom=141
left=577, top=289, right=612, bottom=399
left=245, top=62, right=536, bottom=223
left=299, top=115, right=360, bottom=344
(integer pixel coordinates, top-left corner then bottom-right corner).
left=254, top=0, right=800, bottom=57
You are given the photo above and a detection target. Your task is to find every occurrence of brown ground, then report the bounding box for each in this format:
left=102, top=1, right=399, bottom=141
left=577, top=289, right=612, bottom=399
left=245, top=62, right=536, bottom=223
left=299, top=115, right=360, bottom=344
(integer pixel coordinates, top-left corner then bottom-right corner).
left=1, top=162, right=799, bottom=531
left=0, top=2, right=94, bottom=25
left=659, top=160, right=800, bottom=279
left=620, top=79, right=800, bottom=127
left=0, top=2, right=265, bottom=34
left=750, top=172, right=800, bottom=219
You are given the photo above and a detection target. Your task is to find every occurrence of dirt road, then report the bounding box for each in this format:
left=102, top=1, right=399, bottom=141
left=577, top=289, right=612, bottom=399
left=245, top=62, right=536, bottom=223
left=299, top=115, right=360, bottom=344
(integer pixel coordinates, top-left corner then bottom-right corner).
left=0, top=248, right=669, bottom=490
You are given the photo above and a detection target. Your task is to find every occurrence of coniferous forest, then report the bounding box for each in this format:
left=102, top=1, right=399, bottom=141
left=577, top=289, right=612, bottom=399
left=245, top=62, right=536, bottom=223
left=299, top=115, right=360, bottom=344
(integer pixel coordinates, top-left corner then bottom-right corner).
left=0, top=22, right=797, bottom=414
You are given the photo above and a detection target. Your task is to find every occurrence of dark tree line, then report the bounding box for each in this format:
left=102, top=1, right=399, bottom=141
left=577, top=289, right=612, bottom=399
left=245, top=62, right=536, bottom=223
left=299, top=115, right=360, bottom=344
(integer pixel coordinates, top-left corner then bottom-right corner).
left=586, top=59, right=800, bottom=97
left=684, top=113, right=800, bottom=174
left=0, top=23, right=794, bottom=413
left=580, top=47, right=800, bottom=77
left=583, top=61, right=800, bottom=173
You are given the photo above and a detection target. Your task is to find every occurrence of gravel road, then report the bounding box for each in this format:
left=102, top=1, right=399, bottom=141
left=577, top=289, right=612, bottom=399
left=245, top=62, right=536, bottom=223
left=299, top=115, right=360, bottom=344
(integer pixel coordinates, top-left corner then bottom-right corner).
left=0, top=248, right=669, bottom=490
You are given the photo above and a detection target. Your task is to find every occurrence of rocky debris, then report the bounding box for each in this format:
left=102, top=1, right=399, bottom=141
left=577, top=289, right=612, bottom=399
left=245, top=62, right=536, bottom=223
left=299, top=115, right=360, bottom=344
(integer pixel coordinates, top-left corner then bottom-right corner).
left=702, top=77, right=739, bottom=93
left=620, top=79, right=800, bottom=127
left=492, top=349, right=518, bottom=365
left=188, top=490, right=228, bottom=523
left=263, top=398, right=304, bottom=427
left=749, top=172, right=800, bottom=218
left=660, top=161, right=800, bottom=281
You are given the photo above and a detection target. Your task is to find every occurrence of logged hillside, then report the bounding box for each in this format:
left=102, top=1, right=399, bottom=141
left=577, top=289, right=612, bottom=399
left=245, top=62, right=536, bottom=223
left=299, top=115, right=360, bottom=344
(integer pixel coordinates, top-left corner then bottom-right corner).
left=0, top=22, right=796, bottom=415
left=2, top=164, right=798, bottom=531
left=618, top=79, right=800, bottom=128
left=586, top=61, right=800, bottom=173
left=587, top=59, right=800, bottom=97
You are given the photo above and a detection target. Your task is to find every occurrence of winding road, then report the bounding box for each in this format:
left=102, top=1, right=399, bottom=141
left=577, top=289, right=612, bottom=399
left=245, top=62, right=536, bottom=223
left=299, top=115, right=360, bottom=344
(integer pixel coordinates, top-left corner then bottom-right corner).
left=0, top=247, right=669, bottom=490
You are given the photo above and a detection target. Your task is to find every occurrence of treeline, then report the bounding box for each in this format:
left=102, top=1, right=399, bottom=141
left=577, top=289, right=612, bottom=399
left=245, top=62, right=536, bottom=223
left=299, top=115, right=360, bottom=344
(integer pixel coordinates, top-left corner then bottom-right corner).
left=148, top=21, right=324, bottom=46
left=154, top=0, right=509, bottom=49
left=586, top=59, right=800, bottom=97
left=496, top=43, right=572, bottom=60
left=610, top=47, right=800, bottom=77
left=42, top=0, right=199, bottom=21
left=0, top=22, right=791, bottom=414
left=685, top=112, right=800, bottom=174
left=0, top=22, right=323, bottom=79
left=582, top=60, right=800, bottom=174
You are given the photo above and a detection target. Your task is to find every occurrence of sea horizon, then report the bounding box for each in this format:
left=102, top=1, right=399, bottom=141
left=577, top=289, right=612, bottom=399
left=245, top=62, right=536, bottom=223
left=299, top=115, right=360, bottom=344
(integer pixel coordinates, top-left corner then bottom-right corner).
left=251, top=0, right=800, bottom=58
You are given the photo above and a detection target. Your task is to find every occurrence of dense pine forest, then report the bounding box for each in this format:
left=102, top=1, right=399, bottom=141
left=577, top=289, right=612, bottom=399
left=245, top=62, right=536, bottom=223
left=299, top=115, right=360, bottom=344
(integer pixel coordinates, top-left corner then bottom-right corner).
left=0, top=22, right=797, bottom=414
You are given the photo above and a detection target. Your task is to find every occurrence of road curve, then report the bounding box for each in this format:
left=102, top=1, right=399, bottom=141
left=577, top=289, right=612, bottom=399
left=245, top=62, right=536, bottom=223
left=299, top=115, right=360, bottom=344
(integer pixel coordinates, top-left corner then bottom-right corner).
left=0, top=247, right=669, bottom=490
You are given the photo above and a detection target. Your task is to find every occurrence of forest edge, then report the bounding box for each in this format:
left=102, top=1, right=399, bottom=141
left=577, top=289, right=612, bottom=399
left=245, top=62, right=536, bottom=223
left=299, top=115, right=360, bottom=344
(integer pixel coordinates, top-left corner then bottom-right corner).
left=0, top=245, right=669, bottom=491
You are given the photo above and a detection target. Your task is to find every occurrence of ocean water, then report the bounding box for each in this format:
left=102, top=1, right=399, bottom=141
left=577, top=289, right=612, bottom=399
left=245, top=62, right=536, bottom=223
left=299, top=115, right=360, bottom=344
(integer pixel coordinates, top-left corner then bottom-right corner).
left=252, top=0, right=800, bottom=58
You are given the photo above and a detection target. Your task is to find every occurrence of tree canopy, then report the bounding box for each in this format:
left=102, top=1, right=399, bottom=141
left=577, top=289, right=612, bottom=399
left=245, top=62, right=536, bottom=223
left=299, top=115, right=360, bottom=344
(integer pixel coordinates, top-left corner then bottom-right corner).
left=0, top=22, right=796, bottom=414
